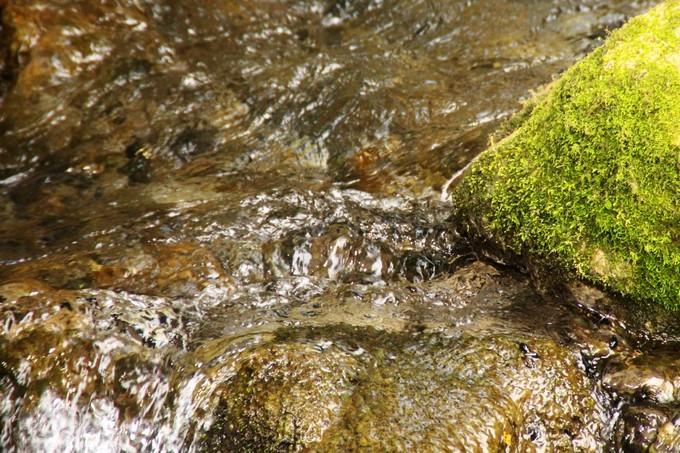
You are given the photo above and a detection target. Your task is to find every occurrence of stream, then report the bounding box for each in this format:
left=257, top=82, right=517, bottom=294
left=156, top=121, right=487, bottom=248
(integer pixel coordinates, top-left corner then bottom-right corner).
left=1, top=0, right=679, bottom=451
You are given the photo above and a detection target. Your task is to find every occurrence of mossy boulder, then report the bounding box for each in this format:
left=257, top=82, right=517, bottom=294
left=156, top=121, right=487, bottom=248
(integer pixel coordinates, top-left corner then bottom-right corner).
left=452, top=0, right=680, bottom=309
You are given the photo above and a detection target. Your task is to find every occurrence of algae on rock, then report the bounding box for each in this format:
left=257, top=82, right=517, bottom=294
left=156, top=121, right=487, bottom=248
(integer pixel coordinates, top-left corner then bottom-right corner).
left=453, top=0, right=680, bottom=309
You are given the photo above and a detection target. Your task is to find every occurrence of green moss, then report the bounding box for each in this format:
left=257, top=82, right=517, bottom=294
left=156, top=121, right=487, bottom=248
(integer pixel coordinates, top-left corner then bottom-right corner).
left=453, top=0, right=680, bottom=309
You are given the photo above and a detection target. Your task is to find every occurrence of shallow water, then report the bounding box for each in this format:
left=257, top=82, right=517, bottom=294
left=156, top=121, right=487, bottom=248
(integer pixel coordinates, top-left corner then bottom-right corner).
left=1, top=0, right=679, bottom=451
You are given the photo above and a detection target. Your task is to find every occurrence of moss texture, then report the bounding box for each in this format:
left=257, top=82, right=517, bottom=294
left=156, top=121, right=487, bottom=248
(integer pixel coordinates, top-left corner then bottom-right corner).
left=453, top=0, right=680, bottom=309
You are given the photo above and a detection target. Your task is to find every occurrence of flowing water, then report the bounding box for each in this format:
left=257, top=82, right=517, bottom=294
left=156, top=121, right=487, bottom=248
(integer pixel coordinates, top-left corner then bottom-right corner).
left=1, top=0, right=679, bottom=451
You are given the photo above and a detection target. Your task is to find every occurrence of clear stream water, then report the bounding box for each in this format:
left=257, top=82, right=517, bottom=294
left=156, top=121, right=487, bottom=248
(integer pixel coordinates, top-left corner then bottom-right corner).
left=1, top=0, right=679, bottom=451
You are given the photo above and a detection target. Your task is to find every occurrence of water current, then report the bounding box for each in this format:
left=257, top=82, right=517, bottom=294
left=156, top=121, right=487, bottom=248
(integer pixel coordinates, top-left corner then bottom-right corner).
left=1, top=0, right=679, bottom=451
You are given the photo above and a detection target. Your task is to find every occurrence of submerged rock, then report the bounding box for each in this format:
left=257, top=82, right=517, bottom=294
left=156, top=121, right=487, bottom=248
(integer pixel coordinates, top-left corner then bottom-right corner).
left=202, top=326, right=609, bottom=451
left=191, top=261, right=621, bottom=452
left=452, top=0, right=680, bottom=309
left=613, top=405, right=680, bottom=452
left=1, top=261, right=621, bottom=452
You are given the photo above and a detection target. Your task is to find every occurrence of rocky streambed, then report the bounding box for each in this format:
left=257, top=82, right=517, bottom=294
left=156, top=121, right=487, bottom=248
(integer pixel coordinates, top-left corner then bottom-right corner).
left=0, top=0, right=679, bottom=451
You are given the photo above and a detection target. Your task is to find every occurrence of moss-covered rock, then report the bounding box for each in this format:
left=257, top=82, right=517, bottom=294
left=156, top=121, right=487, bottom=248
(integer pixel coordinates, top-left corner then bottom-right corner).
left=452, top=0, right=680, bottom=309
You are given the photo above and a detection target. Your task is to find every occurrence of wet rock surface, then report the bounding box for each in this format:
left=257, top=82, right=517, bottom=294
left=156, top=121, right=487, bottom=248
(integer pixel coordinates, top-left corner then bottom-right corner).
left=0, top=0, right=678, bottom=452
left=0, top=262, right=624, bottom=451
left=198, top=271, right=613, bottom=452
